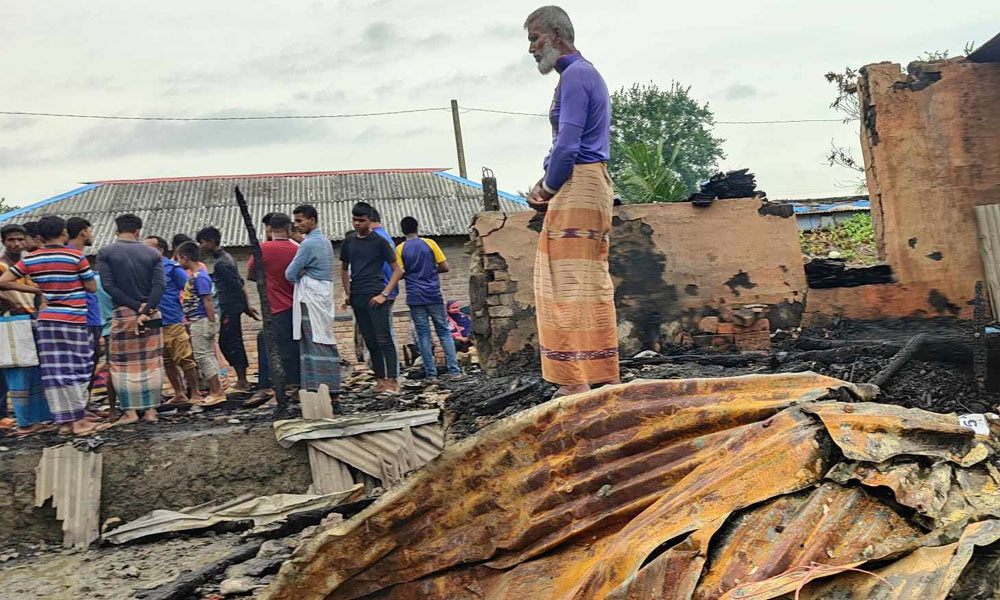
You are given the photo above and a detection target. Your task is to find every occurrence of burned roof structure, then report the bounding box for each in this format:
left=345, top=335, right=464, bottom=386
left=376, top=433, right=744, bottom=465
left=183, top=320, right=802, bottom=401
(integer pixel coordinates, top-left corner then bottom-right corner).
left=0, top=168, right=527, bottom=250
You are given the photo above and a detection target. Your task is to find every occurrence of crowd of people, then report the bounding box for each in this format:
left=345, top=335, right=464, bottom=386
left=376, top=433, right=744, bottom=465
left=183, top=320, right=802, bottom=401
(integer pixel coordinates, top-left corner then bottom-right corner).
left=0, top=201, right=472, bottom=436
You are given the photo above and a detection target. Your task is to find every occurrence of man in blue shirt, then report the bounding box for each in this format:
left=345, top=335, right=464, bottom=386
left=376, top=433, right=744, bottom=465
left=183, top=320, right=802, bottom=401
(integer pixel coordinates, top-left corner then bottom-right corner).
left=145, top=236, right=204, bottom=405
left=395, top=217, right=461, bottom=380
left=523, top=6, right=620, bottom=398
left=286, top=205, right=341, bottom=406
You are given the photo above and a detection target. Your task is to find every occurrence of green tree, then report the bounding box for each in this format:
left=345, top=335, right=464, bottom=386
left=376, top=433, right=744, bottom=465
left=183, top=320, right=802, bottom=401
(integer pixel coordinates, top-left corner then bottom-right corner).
left=610, top=82, right=725, bottom=193
left=617, top=141, right=687, bottom=204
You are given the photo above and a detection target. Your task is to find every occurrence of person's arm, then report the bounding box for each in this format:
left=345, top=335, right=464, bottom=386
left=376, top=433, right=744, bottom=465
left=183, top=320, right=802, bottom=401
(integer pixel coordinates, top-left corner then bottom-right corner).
left=426, top=239, right=450, bottom=273
left=0, top=268, right=44, bottom=295
left=340, top=262, right=351, bottom=310
left=76, top=256, right=98, bottom=294
left=284, top=241, right=311, bottom=284
left=369, top=241, right=403, bottom=307
left=145, top=256, right=165, bottom=312
left=394, top=243, right=405, bottom=274
left=202, top=295, right=217, bottom=323
left=339, top=239, right=352, bottom=309
left=246, top=255, right=257, bottom=282
left=370, top=261, right=403, bottom=308
left=243, top=287, right=260, bottom=319
left=541, top=69, right=588, bottom=199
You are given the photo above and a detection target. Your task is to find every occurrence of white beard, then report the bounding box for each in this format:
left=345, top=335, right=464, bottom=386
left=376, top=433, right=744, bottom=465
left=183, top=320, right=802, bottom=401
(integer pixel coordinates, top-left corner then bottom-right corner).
left=536, top=42, right=560, bottom=75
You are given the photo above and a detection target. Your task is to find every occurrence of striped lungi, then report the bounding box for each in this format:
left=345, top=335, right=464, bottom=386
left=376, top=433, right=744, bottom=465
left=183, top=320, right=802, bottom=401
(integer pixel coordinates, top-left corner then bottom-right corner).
left=110, top=307, right=164, bottom=411
left=4, top=366, right=51, bottom=427
left=299, top=305, right=340, bottom=395
left=36, top=321, right=93, bottom=423
left=534, top=162, right=620, bottom=386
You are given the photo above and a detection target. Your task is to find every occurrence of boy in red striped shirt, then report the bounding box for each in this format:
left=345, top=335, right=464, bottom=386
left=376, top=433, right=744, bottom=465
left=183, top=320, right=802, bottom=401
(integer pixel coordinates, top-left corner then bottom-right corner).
left=0, top=216, right=107, bottom=435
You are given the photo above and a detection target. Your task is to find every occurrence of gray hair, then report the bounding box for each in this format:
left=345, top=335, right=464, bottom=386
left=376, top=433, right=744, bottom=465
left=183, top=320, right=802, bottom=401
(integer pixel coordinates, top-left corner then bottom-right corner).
left=523, top=6, right=575, bottom=43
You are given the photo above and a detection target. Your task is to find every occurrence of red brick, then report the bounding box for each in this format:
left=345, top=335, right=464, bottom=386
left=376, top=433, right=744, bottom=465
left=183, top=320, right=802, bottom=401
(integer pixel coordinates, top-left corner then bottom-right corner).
left=692, top=334, right=734, bottom=351
left=698, top=316, right=719, bottom=333
left=717, top=318, right=770, bottom=335
left=735, top=331, right=771, bottom=351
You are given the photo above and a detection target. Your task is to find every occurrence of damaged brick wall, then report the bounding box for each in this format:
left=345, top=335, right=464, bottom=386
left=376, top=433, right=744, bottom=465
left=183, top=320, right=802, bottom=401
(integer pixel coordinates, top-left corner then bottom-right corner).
left=470, top=198, right=807, bottom=371
left=806, top=58, right=1000, bottom=323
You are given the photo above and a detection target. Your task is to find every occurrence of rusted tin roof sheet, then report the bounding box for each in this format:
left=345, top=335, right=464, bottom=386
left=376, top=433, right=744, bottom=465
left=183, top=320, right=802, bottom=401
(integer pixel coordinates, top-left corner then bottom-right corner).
left=260, top=373, right=1000, bottom=600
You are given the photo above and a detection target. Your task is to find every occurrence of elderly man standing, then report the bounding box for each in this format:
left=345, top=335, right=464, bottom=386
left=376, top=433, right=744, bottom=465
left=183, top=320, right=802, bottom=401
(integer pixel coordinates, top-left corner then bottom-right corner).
left=524, top=6, right=620, bottom=397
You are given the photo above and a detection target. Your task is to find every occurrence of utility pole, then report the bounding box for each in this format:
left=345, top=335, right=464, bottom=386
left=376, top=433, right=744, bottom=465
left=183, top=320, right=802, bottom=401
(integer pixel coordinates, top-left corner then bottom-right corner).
left=450, top=99, right=468, bottom=179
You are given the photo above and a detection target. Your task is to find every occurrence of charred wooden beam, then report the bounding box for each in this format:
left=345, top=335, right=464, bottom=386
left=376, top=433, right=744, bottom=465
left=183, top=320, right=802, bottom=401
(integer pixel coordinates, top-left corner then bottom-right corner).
left=869, top=334, right=928, bottom=388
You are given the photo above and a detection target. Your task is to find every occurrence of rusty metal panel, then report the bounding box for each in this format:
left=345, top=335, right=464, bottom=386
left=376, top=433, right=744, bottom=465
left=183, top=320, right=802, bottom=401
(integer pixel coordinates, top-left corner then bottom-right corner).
left=260, top=373, right=871, bottom=600
left=260, top=373, right=1000, bottom=600
left=34, top=444, right=103, bottom=549
left=0, top=170, right=528, bottom=250
left=692, top=482, right=922, bottom=599
left=723, top=519, right=1000, bottom=600
left=803, top=402, right=990, bottom=466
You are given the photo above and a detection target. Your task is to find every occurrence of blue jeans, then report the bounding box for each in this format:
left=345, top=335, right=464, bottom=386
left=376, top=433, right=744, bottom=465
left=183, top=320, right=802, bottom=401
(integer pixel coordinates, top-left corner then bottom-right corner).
left=409, top=303, right=460, bottom=377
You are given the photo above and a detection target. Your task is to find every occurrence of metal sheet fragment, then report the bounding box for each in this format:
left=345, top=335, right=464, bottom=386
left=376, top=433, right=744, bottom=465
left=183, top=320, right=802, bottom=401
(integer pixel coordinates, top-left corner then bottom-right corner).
left=34, top=444, right=103, bottom=549
left=804, top=402, right=993, bottom=466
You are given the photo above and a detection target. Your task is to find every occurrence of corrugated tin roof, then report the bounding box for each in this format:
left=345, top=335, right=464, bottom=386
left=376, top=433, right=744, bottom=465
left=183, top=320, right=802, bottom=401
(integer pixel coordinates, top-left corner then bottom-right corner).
left=0, top=169, right=528, bottom=250
left=788, top=196, right=871, bottom=216
left=34, top=444, right=103, bottom=549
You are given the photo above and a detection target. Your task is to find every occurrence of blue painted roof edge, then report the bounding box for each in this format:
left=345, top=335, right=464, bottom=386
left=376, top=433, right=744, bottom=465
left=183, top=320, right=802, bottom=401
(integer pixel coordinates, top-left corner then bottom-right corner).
left=791, top=199, right=870, bottom=214
left=433, top=171, right=527, bottom=205
left=0, top=183, right=102, bottom=223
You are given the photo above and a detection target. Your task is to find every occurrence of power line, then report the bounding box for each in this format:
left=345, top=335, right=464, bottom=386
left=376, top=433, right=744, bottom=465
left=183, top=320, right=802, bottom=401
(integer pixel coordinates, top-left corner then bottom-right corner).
left=462, top=107, right=844, bottom=124
left=1, top=105, right=848, bottom=125
left=0, top=107, right=449, bottom=121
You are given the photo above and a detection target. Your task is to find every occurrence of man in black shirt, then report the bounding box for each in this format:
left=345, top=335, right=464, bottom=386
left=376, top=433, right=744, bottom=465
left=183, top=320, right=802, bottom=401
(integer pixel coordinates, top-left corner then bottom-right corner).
left=196, top=226, right=260, bottom=393
left=340, top=202, right=403, bottom=394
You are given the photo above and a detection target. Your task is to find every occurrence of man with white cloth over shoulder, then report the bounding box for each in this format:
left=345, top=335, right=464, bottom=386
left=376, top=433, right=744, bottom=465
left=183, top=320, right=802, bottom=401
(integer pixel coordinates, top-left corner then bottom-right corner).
left=285, top=204, right=340, bottom=411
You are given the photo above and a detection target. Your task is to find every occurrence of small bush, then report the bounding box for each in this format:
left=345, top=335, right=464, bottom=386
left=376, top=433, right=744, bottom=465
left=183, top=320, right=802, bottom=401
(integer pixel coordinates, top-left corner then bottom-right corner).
left=800, top=213, right=877, bottom=265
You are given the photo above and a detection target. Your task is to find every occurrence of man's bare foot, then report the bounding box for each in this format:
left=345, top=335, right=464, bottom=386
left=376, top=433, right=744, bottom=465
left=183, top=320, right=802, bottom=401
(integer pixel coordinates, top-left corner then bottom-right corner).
left=188, top=394, right=205, bottom=403
left=115, top=410, right=140, bottom=426
left=58, top=424, right=72, bottom=435
left=553, top=384, right=590, bottom=398
left=143, top=409, right=158, bottom=423
left=73, top=420, right=111, bottom=436
left=374, top=379, right=387, bottom=393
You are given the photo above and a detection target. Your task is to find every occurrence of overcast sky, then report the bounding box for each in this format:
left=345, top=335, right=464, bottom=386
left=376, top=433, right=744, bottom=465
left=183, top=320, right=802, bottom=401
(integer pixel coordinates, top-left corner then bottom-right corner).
left=1, top=1, right=997, bottom=207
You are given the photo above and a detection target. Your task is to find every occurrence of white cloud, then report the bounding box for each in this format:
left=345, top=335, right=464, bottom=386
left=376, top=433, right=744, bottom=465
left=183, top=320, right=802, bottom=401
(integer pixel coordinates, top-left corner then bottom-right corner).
left=0, top=0, right=998, bottom=205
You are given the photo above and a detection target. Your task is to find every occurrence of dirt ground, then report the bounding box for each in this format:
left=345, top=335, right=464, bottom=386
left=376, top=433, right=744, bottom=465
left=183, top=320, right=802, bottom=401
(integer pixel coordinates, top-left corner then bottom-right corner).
left=0, top=533, right=243, bottom=600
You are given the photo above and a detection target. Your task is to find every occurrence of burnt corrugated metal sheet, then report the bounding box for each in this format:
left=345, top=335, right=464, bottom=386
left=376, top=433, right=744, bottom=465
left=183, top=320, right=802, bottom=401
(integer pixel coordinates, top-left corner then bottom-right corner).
left=0, top=169, right=528, bottom=250
left=259, top=374, right=1000, bottom=600
left=34, top=444, right=103, bottom=549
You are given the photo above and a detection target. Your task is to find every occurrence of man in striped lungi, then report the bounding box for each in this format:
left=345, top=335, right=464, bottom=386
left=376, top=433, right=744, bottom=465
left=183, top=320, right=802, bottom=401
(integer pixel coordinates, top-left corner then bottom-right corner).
left=0, top=216, right=107, bottom=435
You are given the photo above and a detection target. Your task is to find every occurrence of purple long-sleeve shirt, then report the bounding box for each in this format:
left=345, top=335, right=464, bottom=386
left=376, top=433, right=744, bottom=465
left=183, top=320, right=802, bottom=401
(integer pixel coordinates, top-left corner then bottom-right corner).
left=542, top=53, right=611, bottom=194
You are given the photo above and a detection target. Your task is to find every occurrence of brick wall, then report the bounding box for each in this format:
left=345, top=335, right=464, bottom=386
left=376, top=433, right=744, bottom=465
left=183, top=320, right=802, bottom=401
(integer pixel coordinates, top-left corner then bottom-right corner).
left=224, top=236, right=470, bottom=379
